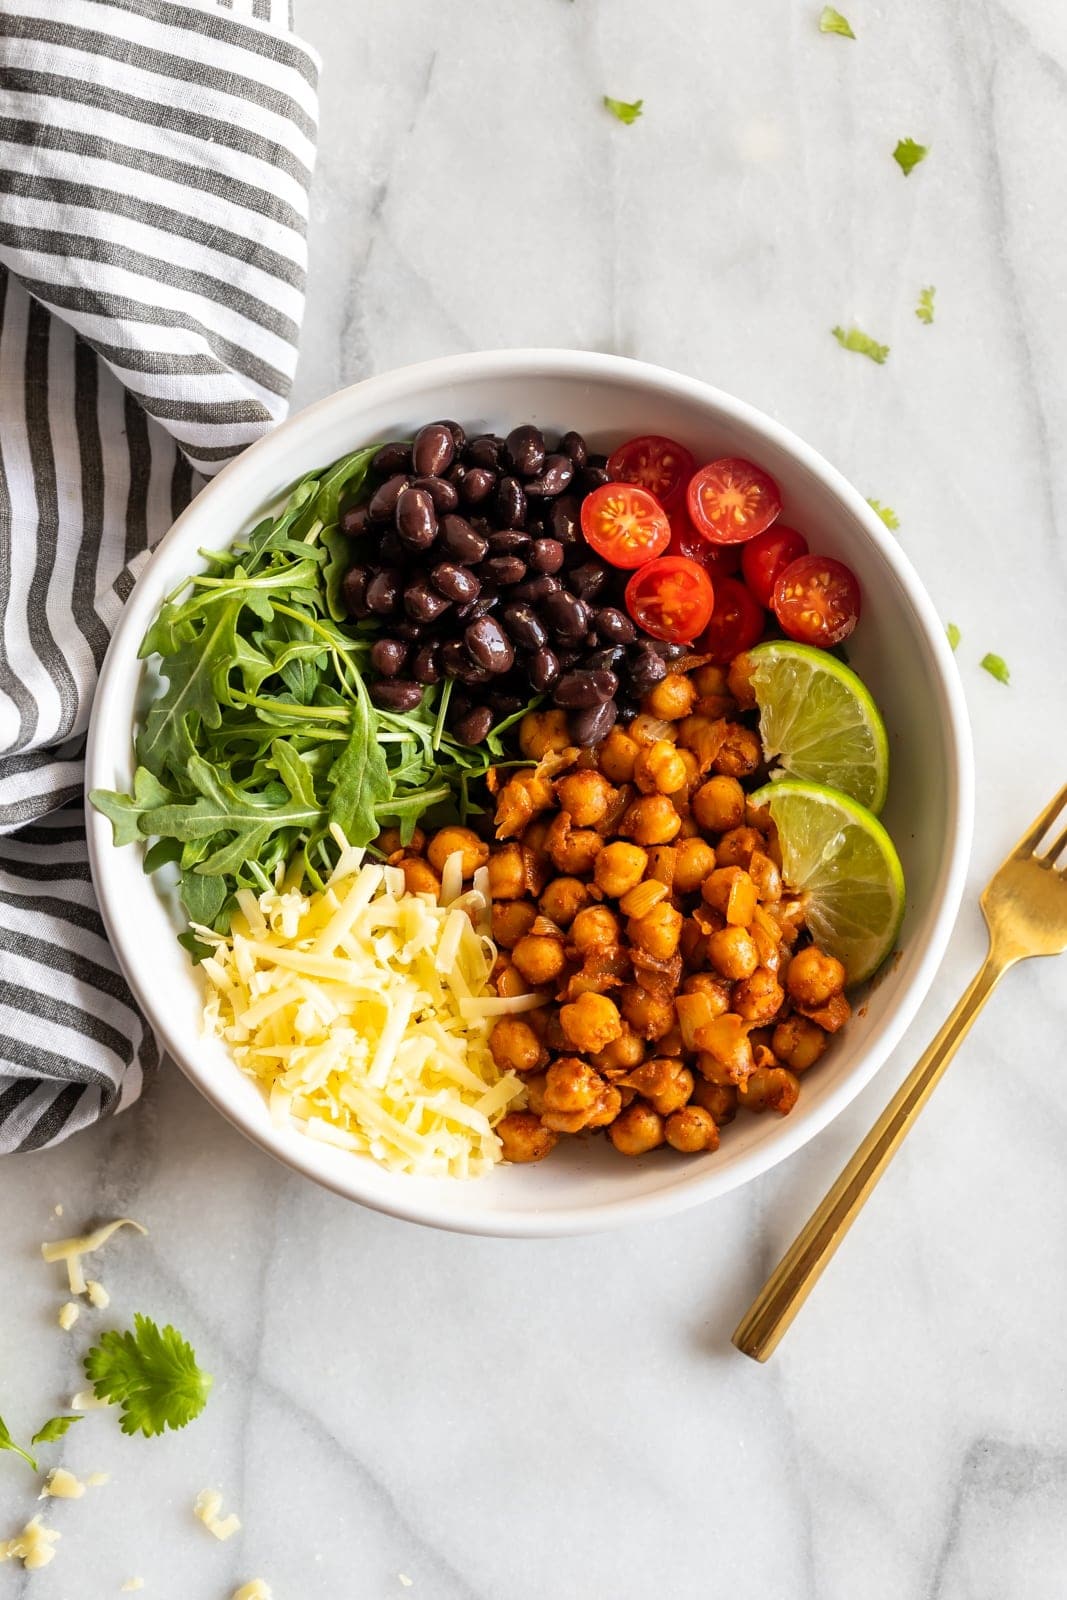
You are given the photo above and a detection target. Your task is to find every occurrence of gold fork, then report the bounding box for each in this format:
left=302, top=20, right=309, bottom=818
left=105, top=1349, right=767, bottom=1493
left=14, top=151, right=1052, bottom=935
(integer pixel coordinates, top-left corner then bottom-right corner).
left=733, top=783, right=1067, bottom=1363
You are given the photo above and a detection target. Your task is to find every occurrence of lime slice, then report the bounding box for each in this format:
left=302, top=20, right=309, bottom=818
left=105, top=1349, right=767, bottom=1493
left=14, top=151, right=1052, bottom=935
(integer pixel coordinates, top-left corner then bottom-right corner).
left=748, top=640, right=890, bottom=815
left=751, top=779, right=905, bottom=985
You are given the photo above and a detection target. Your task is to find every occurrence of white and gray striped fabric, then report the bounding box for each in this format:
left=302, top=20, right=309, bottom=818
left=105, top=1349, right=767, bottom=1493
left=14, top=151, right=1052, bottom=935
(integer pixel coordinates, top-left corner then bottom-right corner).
left=0, top=0, right=319, bottom=1151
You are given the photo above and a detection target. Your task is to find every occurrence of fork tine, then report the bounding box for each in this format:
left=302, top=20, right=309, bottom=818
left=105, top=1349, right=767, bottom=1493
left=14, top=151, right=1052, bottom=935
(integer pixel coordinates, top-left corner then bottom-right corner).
left=1012, top=782, right=1067, bottom=859
left=1042, top=823, right=1067, bottom=867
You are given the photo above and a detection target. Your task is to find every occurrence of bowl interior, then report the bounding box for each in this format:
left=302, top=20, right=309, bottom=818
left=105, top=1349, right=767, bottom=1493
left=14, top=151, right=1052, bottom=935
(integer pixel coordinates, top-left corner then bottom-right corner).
left=86, top=352, right=972, bottom=1235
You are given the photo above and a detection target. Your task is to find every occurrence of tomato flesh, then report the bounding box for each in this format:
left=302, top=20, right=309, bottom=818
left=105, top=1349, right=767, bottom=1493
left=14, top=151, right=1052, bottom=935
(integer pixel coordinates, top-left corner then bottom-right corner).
left=687, top=457, right=782, bottom=545
left=772, top=555, right=861, bottom=647
left=607, top=435, right=695, bottom=511
left=741, top=526, right=809, bottom=608
left=580, top=482, right=671, bottom=569
left=667, top=509, right=742, bottom=575
left=696, top=576, right=765, bottom=663
left=625, top=557, right=715, bottom=644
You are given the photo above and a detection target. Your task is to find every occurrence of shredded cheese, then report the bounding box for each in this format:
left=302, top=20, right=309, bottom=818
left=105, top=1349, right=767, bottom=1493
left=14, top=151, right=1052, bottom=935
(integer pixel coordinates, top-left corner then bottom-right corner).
left=41, top=1217, right=146, bottom=1295
left=58, top=1300, right=80, bottom=1330
left=121, top=1581, right=145, bottom=1593
left=399, top=1576, right=414, bottom=1588
left=40, top=1467, right=85, bottom=1500
left=86, top=1278, right=110, bottom=1309
left=70, top=1389, right=110, bottom=1411
left=194, top=1489, right=241, bottom=1541
left=197, top=860, right=532, bottom=1178
left=53, top=1204, right=64, bottom=1218
left=232, top=1583, right=272, bottom=1600
left=0, top=1514, right=60, bottom=1570
left=86, top=1472, right=110, bottom=1487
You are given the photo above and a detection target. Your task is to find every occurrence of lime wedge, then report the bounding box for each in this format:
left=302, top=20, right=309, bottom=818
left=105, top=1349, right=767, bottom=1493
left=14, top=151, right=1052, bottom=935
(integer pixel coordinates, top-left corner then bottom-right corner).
left=751, top=779, right=905, bottom=985
left=748, top=640, right=890, bottom=815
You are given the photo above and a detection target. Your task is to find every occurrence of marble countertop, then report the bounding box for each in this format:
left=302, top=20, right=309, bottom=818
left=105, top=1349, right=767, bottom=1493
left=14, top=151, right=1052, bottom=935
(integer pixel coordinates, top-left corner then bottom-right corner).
left=4, top=1, right=1067, bottom=1595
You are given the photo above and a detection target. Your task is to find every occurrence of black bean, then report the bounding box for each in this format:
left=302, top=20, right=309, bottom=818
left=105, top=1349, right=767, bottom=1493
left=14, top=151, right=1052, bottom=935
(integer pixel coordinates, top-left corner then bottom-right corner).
left=450, top=691, right=474, bottom=717
left=578, top=465, right=610, bottom=495
left=377, top=531, right=405, bottom=565
left=458, top=659, right=493, bottom=686
left=555, top=648, right=582, bottom=671
left=453, top=705, right=494, bottom=745
left=587, top=452, right=608, bottom=469
left=461, top=466, right=496, bottom=506
left=494, top=475, right=526, bottom=529
left=342, top=566, right=371, bottom=619
left=341, top=503, right=371, bottom=537
left=394, top=619, right=423, bottom=642
left=528, top=648, right=560, bottom=692
left=543, top=589, right=590, bottom=641
left=461, top=592, right=499, bottom=621
left=370, top=679, right=423, bottom=712
left=595, top=606, right=637, bottom=644
left=584, top=631, right=600, bottom=650
left=511, top=574, right=561, bottom=605
left=487, top=690, right=525, bottom=715
left=650, top=639, right=687, bottom=662
left=481, top=555, right=527, bottom=587
left=372, top=441, right=412, bottom=476
left=465, top=616, right=515, bottom=674
left=505, top=424, right=546, bottom=477
left=626, top=642, right=668, bottom=694
left=570, top=699, right=617, bottom=747
left=434, top=418, right=466, bottom=454
left=370, top=637, right=408, bottom=677
left=524, top=454, right=575, bottom=497
left=368, top=474, right=412, bottom=522
left=404, top=580, right=451, bottom=623
left=586, top=646, right=624, bottom=675
left=366, top=568, right=402, bottom=615
left=558, top=431, right=588, bottom=469
left=614, top=692, right=640, bottom=722
left=545, top=494, right=582, bottom=547
left=431, top=563, right=480, bottom=604
left=439, top=514, right=489, bottom=564
left=411, top=474, right=459, bottom=514
left=446, top=461, right=467, bottom=491
left=568, top=562, right=608, bottom=602
left=395, top=485, right=437, bottom=551
left=412, top=422, right=455, bottom=477
left=487, top=529, right=530, bottom=555
left=411, top=642, right=442, bottom=685
left=529, top=537, right=564, bottom=574
left=465, top=434, right=504, bottom=470
left=501, top=603, right=547, bottom=652
left=554, top=671, right=610, bottom=710
left=441, top=639, right=470, bottom=678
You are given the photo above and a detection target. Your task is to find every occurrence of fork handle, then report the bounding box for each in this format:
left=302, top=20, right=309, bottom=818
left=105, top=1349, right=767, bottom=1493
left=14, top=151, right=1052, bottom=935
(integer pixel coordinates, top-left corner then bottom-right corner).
left=732, top=949, right=1011, bottom=1362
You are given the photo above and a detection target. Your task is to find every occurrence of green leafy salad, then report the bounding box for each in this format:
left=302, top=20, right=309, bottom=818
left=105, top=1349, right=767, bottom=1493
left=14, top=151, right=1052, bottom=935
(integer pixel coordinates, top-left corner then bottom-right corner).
left=90, top=444, right=535, bottom=952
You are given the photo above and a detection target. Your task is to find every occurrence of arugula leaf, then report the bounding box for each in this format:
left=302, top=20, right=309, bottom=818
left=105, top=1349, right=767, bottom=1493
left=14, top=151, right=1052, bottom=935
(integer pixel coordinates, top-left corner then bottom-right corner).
left=893, top=138, right=928, bottom=177
left=819, top=6, right=855, bottom=37
left=327, top=673, right=393, bottom=847
left=981, top=652, right=1010, bottom=685
left=603, top=95, right=643, bottom=125
left=946, top=623, right=961, bottom=651
left=90, top=769, right=175, bottom=847
left=0, top=1413, right=37, bottom=1471
left=832, top=325, right=890, bottom=364
left=84, top=1314, right=212, bottom=1437
left=31, top=1416, right=81, bottom=1447
left=915, top=286, right=936, bottom=324
left=867, top=498, right=900, bottom=531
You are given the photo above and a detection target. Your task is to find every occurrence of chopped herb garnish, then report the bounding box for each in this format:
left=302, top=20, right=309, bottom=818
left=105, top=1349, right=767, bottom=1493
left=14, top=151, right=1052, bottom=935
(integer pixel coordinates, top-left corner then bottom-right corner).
left=0, top=1413, right=37, bottom=1472
left=819, top=6, right=855, bottom=37
left=84, top=1314, right=212, bottom=1438
left=946, top=623, right=961, bottom=652
left=867, top=498, right=900, bottom=531
left=915, top=286, right=936, bottom=324
left=603, top=95, right=643, bottom=125
left=833, top=326, right=890, bottom=364
left=31, top=1416, right=82, bottom=1447
left=893, top=138, right=929, bottom=177
left=981, top=653, right=1010, bottom=685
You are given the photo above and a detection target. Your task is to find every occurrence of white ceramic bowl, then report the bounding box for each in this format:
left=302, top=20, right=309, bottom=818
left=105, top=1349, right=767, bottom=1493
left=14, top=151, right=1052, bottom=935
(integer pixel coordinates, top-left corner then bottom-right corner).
left=86, top=350, right=973, bottom=1237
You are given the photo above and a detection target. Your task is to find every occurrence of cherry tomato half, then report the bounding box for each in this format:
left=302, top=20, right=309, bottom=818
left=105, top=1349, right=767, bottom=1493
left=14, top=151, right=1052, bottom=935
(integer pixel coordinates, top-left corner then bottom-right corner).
left=687, top=457, right=782, bottom=545
left=696, top=576, right=766, bottom=663
left=772, top=555, right=861, bottom=647
left=741, top=526, right=809, bottom=608
left=625, top=557, right=715, bottom=644
left=607, top=435, right=696, bottom=511
left=667, top=508, right=742, bottom=576
left=580, top=482, right=671, bottom=569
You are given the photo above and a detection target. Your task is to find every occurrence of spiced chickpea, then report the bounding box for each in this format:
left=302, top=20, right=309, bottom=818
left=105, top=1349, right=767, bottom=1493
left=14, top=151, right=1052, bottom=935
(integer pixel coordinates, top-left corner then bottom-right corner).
left=489, top=1018, right=548, bottom=1075
left=621, top=984, right=676, bottom=1041
left=644, top=672, right=697, bottom=721
left=737, top=1066, right=800, bottom=1115
left=799, top=991, right=851, bottom=1033
left=706, top=925, right=759, bottom=981
left=584, top=1084, right=623, bottom=1130
left=692, top=775, right=746, bottom=833
left=598, top=725, right=640, bottom=783
left=523, top=1073, right=548, bottom=1116
left=589, top=1021, right=645, bottom=1072
left=665, top=1104, right=720, bottom=1153
left=695, top=1013, right=754, bottom=1084
left=772, top=1015, right=829, bottom=1072
left=542, top=1057, right=605, bottom=1114
left=494, top=770, right=555, bottom=838
left=491, top=900, right=537, bottom=950
left=625, top=1058, right=694, bottom=1117
left=725, top=652, right=757, bottom=709
left=495, top=961, right=532, bottom=999
left=713, top=724, right=762, bottom=779
left=377, top=825, right=425, bottom=859
left=560, top=992, right=623, bottom=1054
left=786, top=946, right=847, bottom=1007
left=548, top=822, right=603, bottom=876
left=569, top=905, right=622, bottom=953
left=555, top=769, right=615, bottom=827
left=634, top=739, right=689, bottom=796
left=400, top=857, right=441, bottom=897
left=522, top=817, right=552, bottom=858
left=627, top=901, right=683, bottom=961
left=715, top=826, right=763, bottom=869
left=511, top=933, right=567, bottom=986
left=748, top=850, right=781, bottom=902
left=677, top=714, right=728, bottom=771
left=691, top=1080, right=738, bottom=1124
left=427, top=825, right=489, bottom=878
left=672, top=747, right=701, bottom=792
left=692, top=664, right=730, bottom=699
left=672, top=836, right=717, bottom=896
left=594, top=841, right=648, bottom=898
left=539, top=876, right=589, bottom=928
left=645, top=845, right=678, bottom=888
left=518, top=708, right=572, bottom=761
left=487, top=842, right=526, bottom=900
left=733, top=968, right=785, bottom=1023
left=609, top=1100, right=666, bottom=1155
left=497, top=1111, right=557, bottom=1163
left=620, top=794, right=682, bottom=846
left=702, top=865, right=757, bottom=924
left=682, top=972, right=733, bottom=1013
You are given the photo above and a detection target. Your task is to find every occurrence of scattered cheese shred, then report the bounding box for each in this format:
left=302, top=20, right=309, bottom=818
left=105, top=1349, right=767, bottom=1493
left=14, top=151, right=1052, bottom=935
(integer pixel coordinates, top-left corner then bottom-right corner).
left=86, top=1278, right=110, bottom=1309
left=58, top=1300, right=80, bottom=1331
left=197, top=860, right=532, bottom=1178
left=121, top=1581, right=145, bottom=1593
left=41, top=1218, right=146, bottom=1296
left=70, top=1389, right=110, bottom=1411
left=233, top=1583, right=272, bottom=1600
left=194, top=1489, right=241, bottom=1541
left=399, top=1575, right=414, bottom=1588
left=86, top=1472, right=110, bottom=1487
left=0, top=1514, right=60, bottom=1570
left=40, top=1467, right=85, bottom=1500
left=53, top=1204, right=64, bottom=1218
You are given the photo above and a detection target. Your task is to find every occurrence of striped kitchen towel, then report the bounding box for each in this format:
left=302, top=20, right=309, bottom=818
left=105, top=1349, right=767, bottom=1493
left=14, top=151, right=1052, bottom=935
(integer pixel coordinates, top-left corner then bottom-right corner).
left=0, top=0, right=320, bottom=1152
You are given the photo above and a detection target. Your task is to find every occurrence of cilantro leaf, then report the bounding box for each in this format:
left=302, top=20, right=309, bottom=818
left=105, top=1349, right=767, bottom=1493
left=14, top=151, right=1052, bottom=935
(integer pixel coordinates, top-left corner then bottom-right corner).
left=915, top=286, right=936, bottom=324
left=0, top=1414, right=37, bottom=1471
left=867, top=498, right=900, bottom=531
left=819, top=6, right=855, bottom=37
left=981, top=652, right=1010, bottom=685
left=603, top=95, right=643, bottom=125
left=946, top=623, right=961, bottom=652
left=31, top=1416, right=81, bottom=1447
left=833, top=326, right=890, bottom=364
left=893, top=138, right=928, bottom=176
left=84, top=1314, right=212, bottom=1438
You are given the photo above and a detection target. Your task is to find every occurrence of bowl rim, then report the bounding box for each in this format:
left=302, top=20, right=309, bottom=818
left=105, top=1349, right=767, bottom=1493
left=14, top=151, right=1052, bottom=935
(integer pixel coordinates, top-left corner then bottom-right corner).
left=85, top=347, right=975, bottom=1237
